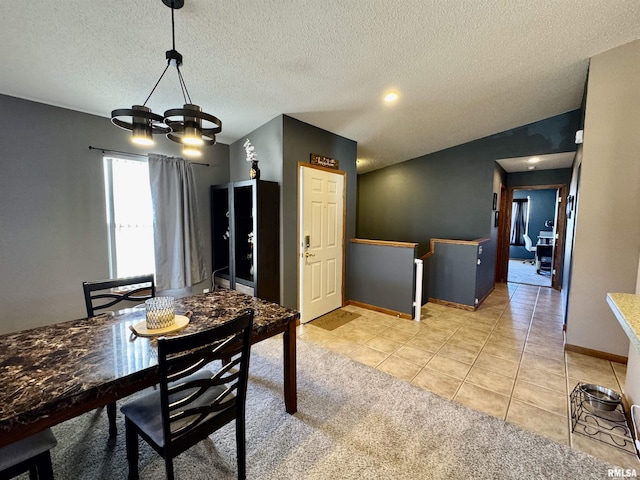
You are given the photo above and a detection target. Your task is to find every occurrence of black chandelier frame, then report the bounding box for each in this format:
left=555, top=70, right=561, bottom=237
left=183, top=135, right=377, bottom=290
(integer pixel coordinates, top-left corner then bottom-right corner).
left=110, top=0, right=221, bottom=152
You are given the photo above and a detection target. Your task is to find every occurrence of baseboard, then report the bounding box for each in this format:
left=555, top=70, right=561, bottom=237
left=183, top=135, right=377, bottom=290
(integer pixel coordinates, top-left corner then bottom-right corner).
left=427, top=298, right=475, bottom=312
left=345, top=300, right=413, bottom=320
left=564, top=343, right=628, bottom=364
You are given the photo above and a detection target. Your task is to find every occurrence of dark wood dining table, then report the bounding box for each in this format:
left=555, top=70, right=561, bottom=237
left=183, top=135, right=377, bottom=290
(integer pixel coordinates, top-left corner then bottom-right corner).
left=0, top=289, right=299, bottom=448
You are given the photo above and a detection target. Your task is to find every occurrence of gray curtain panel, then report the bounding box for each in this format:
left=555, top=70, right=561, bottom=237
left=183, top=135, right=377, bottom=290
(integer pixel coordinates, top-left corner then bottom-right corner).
left=148, top=154, right=208, bottom=290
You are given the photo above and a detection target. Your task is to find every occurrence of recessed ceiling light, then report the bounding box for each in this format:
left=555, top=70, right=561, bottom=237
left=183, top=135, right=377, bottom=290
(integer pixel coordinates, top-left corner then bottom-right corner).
left=528, top=157, right=540, bottom=163
left=528, top=166, right=536, bottom=170
left=384, top=92, right=399, bottom=103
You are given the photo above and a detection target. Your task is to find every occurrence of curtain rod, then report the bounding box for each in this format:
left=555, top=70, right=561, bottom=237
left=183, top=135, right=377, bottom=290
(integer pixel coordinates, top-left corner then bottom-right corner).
left=88, top=146, right=210, bottom=167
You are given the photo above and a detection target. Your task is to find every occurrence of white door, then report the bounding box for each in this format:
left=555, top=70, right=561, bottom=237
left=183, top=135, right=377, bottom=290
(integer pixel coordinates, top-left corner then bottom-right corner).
left=299, top=166, right=344, bottom=323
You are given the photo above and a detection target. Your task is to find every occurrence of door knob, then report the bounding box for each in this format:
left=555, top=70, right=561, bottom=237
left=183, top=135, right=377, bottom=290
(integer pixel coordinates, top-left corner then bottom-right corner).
left=305, top=252, right=316, bottom=258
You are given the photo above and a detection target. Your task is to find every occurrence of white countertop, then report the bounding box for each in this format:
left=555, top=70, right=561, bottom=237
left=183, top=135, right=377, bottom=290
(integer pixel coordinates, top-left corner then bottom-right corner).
left=607, top=293, right=640, bottom=352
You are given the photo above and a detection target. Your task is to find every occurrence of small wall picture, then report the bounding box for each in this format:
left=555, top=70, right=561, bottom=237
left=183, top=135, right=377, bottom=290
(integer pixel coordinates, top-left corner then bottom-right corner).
left=566, top=195, right=575, bottom=219
left=492, top=193, right=498, bottom=211
left=494, top=210, right=499, bottom=228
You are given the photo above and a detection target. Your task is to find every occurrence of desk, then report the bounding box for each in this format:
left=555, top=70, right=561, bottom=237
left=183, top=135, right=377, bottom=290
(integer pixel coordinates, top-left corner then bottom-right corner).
left=535, top=243, right=553, bottom=273
left=0, top=289, right=299, bottom=448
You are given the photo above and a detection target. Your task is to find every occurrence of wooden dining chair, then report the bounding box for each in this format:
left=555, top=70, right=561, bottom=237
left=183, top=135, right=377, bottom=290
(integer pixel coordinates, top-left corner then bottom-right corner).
left=82, top=274, right=156, bottom=317
left=0, top=428, right=57, bottom=480
left=120, top=310, right=254, bottom=480
left=82, top=273, right=156, bottom=437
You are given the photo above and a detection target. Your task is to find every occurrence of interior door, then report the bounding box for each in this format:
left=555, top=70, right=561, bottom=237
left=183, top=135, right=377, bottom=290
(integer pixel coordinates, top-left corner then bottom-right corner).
left=299, top=165, right=345, bottom=323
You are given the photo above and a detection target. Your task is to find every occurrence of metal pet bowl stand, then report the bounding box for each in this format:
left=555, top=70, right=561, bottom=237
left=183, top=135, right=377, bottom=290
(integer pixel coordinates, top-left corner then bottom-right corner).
left=570, top=383, right=637, bottom=457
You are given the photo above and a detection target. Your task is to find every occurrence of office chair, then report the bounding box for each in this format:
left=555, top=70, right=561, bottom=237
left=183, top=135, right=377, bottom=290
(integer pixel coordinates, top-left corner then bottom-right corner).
left=0, top=429, right=57, bottom=480
left=522, top=234, right=537, bottom=265
left=82, top=274, right=155, bottom=437
left=120, top=310, right=254, bottom=480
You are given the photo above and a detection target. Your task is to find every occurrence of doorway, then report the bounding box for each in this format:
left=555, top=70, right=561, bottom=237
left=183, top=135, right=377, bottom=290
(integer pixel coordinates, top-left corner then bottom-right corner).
left=497, top=184, right=568, bottom=290
left=298, top=164, right=346, bottom=323
left=507, top=189, right=556, bottom=287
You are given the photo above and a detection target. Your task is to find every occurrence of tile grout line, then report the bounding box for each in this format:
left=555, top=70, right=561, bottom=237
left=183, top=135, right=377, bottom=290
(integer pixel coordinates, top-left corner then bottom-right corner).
left=449, top=291, right=513, bottom=404
left=503, top=285, right=539, bottom=422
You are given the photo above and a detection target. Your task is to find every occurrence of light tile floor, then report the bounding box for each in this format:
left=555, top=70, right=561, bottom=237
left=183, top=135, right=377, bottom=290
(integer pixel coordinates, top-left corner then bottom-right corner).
left=296, top=282, right=639, bottom=469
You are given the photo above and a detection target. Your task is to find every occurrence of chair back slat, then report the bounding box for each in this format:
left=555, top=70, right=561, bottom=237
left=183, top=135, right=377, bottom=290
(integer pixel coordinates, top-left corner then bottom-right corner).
left=82, top=274, right=155, bottom=317
left=157, top=310, right=253, bottom=450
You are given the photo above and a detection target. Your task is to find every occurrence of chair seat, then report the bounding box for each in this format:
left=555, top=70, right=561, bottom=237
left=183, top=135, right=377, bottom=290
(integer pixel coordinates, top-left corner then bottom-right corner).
left=0, top=428, right=57, bottom=471
left=121, top=369, right=230, bottom=447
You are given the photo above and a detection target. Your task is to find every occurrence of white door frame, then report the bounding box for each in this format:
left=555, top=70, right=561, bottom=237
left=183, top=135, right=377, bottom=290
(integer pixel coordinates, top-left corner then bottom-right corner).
left=297, top=162, right=347, bottom=321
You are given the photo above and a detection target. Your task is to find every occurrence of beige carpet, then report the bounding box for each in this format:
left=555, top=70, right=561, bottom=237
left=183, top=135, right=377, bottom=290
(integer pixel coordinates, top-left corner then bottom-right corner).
left=508, top=258, right=551, bottom=287
left=45, top=337, right=614, bottom=479
left=311, top=309, right=360, bottom=330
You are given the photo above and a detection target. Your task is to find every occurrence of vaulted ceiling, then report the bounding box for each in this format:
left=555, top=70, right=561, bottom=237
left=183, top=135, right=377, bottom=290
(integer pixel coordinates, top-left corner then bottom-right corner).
left=1, top=1, right=638, bottom=173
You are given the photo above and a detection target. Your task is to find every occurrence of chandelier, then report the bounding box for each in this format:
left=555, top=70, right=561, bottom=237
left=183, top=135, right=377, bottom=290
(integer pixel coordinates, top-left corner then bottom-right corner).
left=111, top=0, right=221, bottom=157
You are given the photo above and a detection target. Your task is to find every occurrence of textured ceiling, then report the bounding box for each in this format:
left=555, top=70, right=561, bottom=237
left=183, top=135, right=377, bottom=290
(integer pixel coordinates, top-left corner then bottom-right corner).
left=0, top=1, right=638, bottom=173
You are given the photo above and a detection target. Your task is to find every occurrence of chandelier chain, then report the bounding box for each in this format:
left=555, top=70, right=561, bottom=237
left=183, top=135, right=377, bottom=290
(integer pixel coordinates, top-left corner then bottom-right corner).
left=176, top=67, right=193, bottom=105
left=171, top=2, right=176, bottom=52
left=143, top=64, right=171, bottom=107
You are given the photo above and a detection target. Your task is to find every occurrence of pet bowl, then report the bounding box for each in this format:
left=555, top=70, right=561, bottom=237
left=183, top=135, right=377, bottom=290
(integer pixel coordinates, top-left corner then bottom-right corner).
left=579, top=383, right=621, bottom=412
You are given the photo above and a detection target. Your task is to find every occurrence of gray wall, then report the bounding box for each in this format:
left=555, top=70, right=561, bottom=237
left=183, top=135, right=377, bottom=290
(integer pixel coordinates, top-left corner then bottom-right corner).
left=228, top=115, right=357, bottom=310
left=565, top=40, right=640, bottom=356
left=229, top=116, right=283, bottom=184
left=282, top=116, right=357, bottom=309
left=510, top=188, right=557, bottom=259
left=0, top=94, right=230, bottom=334
left=428, top=243, right=479, bottom=307
left=476, top=240, right=495, bottom=303
left=507, top=168, right=572, bottom=188
left=357, top=111, right=581, bottom=283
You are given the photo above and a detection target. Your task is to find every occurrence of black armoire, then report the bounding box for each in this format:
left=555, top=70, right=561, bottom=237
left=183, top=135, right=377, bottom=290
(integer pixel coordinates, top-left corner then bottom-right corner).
left=210, top=179, right=280, bottom=303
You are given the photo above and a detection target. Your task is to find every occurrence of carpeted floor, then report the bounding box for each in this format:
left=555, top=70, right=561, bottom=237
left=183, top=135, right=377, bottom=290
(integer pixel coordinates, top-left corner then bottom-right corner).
left=508, top=259, right=551, bottom=287
left=38, top=337, right=613, bottom=479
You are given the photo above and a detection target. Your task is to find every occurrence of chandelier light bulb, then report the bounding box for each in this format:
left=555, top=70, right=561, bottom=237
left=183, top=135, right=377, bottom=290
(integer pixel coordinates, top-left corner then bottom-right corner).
left=182, top=146, right=202, bottom=157
left=182, top=124, right=204, bottom=146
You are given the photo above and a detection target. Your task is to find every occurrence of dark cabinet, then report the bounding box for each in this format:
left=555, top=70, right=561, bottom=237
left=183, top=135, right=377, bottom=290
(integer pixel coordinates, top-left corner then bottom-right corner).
left=210, top=180, right=280, bottom=303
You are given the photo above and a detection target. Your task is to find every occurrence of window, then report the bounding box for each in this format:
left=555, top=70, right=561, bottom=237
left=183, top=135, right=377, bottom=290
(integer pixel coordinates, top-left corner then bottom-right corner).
left=103, top=156, right=155, bottom=278
left=509, top=198, right=529, bottom=246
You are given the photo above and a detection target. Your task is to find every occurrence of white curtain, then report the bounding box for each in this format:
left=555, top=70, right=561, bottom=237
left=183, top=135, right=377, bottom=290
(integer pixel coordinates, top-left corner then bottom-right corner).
left=148, top=154, right=208, bottom=290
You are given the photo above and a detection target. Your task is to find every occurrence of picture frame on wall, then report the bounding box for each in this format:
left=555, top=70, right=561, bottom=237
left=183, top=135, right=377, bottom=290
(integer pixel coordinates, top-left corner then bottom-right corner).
left=566, top=195, right=575, bottom=219
left=492, top=192, right=498, bottom=211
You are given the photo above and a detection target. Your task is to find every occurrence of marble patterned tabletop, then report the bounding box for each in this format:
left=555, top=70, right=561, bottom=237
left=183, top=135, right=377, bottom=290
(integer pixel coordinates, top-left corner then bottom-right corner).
left=607, top=292, right=640, bottom=351
left=0, top=289, right=298, bottom=447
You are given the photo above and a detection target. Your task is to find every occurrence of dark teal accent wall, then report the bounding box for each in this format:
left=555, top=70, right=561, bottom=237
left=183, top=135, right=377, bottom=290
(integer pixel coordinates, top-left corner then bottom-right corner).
left=507, top=168, right=572, bottom=188
left=509, top=189, right=557, bottom=259
left=357, top=110, right=581, bottom=284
